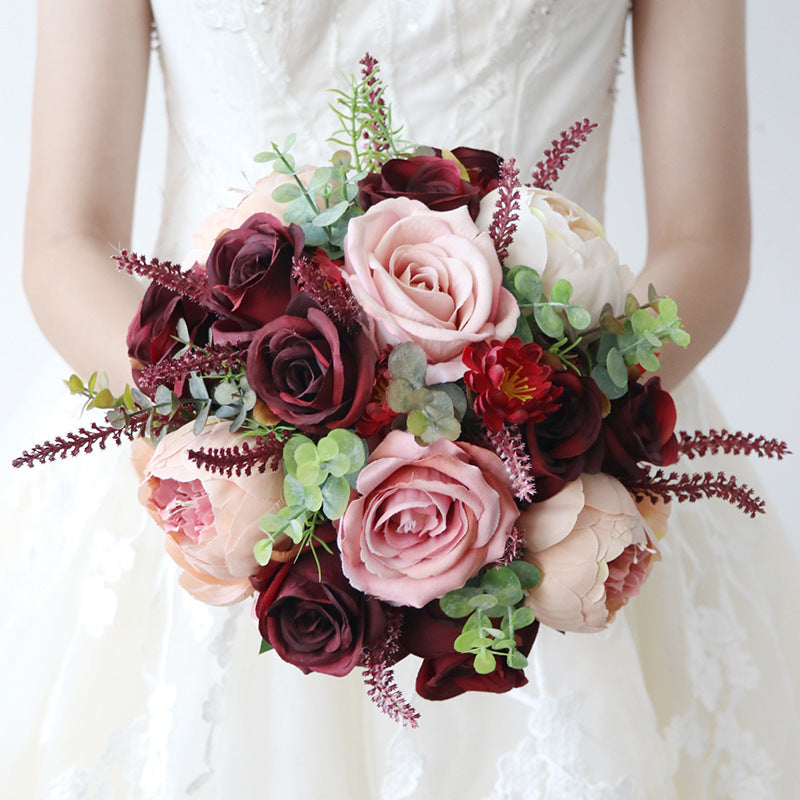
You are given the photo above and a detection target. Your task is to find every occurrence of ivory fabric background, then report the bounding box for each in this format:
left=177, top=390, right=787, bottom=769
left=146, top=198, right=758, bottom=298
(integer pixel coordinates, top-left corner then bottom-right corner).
left=1, top=2, right=797, bottom=549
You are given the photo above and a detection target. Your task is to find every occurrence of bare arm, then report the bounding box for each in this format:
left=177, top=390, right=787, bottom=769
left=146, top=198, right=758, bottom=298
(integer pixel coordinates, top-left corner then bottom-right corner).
left=23, top=0, right=153, bottom=393
left=631, top=0, right=750, bottom=389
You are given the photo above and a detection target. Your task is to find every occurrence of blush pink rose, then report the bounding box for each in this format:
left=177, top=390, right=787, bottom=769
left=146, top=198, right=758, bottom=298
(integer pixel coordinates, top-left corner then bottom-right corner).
left=138, top=420, right=285, bottom=606
left=342, top=197, right=519, bottom=383
left=337, top=430, right=518, bottom=608
left=517, top=472, right=659, bottom=633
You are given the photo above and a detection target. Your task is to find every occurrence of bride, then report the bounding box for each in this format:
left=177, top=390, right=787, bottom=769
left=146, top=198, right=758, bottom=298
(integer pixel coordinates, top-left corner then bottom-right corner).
left=4, top=1, right=799, bottom=797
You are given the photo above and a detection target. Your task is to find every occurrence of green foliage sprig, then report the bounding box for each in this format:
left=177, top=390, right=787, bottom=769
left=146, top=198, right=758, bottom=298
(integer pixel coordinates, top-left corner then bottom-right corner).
left=327, top=63, right=410, bottom=172
left=253, top=429, right=368, bottom=568
left=254, top=135, right=366, bottom=259
left=384, top=343, right=467, bottom=444
left=440, top=562, right=541, bottom=674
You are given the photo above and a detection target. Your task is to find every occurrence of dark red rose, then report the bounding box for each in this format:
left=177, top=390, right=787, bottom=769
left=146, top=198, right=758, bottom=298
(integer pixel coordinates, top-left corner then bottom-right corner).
left=402, top=601, right=539, bottom=701
left=252, top=531, right=386, bottom=677
left=358, top=155, right=483, bottom=218
left=126, top=277, right=212, bottom=395
left=205, top=212, right=303, bottom=336
left=525, top=372, right=605, bottom=500
left=602, top=377, right=679, bottom=480
left=246, top=293, right=377, bottom=431
left=450, top=146, right=502, bottom=194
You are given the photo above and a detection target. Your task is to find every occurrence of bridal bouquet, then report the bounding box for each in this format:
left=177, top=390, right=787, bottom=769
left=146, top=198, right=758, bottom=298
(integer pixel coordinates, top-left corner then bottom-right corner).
left=14, top=55, right=787, bottom=725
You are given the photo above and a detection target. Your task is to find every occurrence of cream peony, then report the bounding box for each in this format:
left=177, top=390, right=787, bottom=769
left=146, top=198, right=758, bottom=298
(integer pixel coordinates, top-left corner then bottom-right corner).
left=476, top=186, right=634, bottom=321
left=517, top=472, right=659, bottom=633
left=342, top=197, right=519, bottom=383
left=138, top=420, right=285, bottom=606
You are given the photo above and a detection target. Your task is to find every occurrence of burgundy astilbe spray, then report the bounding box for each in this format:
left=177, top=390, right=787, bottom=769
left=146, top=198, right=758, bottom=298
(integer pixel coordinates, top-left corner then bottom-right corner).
left=626, top=469, right=766, bottom=519
left=291, top=254, right=362, bottom=332
left=483, top=424, right=537, bottom=504
left=487, top=158, right=522, bottom=264
left=360, top=610, right=419, bottom=728
left=530, top=118, right=598, bottom=190
left=137, top=342, right=248, bottom=396
left=12, top=409, right=173, bottom=468
left=678, top=429, right=791, bottom=461
left=187, top=431, right=287, bottom=477
left=114, top=250, right=213, bottom=310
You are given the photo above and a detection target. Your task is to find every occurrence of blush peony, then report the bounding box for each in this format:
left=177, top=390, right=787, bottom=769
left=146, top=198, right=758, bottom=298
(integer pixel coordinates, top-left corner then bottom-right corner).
left=337, top=430, right=518, bottom=608
left=342, top=197, right=518, bottom=383
left=517, top=472, right=659, bottom=633
left=138, top=420, right=285, bottom=606
left=476, top=186, right=634, bottom=322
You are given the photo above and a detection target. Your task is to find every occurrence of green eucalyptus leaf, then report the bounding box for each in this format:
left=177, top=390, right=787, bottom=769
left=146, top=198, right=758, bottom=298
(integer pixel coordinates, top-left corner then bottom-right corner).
left=388, top=342, right=428, bottom=387
left=406, top=410, right=429, bottom=437
left=313, top=201, right=350, bottom=228
left=550, top=279, right=573, bottom=305
left=433, top=416, right=461, bottom=442
left=637, top=343, right=661, bottom=372
left=508, top=560, right=541, bottom=590
left=468, top=593, right=499, bottom=612
left=656, top=296, right=678, bottom=320
left=631, top=308, right=657, bottom=335
left=253, top=538, right=274, bottom=566
left=624, top=293, right=640, bottom=317
left=254, top=151, right=278, bottom=163
left=473, top=649, right=497, bottom=675
left=512, top=312, right=535, bottom=343
left=606, top=347, right=628, bottom=388
left=259, top=638, right=273, bottom=654
left=386, top=379, right=414, bottom=413
left=66, top=374, right=85, bottom=394
left=301, top=224, right=329, bottom=247
left=600, top=312, right=627, bottom=336
left=283, top=132, right=297, bottom=152
left=505, top=265, right=543, bottom=305
left=271, top=183, right=303, bottom=203
left=590, top=364, right=628, bottom=400
left=507, top=650, right=529, bottom=670
left=321, top=475, right=351, bottom=520
left=283, top=195, right=314, bottom=223
left=511, top=606, right=537, bottom=628
left=534, top=304, right=564, bottom=339
left=440, top=591, right=475, bottom=619
left=670, top=328, right=691, bottom=347
left=482, top=566, right=521, bottom=594
left=272, top=157, right=295, bottom=175
left=192, top=401, right=211, bottom=435
left=565, top=305, right=592, bottom=330
left=92, top=388, right=115, bottom=409
left=316, top=435, right=339, bottom=462
left=283, top=435, right=314, bottom=476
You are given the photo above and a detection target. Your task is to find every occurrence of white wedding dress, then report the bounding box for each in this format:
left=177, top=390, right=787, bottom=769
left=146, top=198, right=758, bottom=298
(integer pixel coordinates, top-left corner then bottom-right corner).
left=3, top=1, right=800, bottom=798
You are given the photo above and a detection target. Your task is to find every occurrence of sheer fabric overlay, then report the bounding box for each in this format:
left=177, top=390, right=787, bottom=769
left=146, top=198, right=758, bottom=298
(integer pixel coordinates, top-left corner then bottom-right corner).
left=3, top=1, right=799, bottom=797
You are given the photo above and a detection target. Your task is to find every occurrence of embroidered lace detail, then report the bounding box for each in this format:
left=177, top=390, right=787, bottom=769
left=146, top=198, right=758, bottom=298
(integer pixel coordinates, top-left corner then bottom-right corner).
left=488, top=691, right=635, bottom=800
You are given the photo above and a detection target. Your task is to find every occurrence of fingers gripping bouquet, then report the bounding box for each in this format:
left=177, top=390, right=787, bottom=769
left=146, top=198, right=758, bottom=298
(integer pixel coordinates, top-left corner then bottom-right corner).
left=15, top=55, right=789, bottom=725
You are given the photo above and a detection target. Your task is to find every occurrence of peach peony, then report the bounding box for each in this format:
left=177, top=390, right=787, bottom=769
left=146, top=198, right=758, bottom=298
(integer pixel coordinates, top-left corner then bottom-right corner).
left=517, top=472, right=659, bottom=633
left=476, top=187, right=634, bottom=322
left=138, top=420, right=285, bottom=605
left=342, top=197, right=519, bottom=383
left=337, top=430, right=518, bottom=608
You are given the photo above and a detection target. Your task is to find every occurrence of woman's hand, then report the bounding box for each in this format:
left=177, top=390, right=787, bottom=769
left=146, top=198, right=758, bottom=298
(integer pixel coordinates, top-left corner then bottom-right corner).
left=631, top=0, right=750, bottom=389
left=23, top=0, right=153, bottom=393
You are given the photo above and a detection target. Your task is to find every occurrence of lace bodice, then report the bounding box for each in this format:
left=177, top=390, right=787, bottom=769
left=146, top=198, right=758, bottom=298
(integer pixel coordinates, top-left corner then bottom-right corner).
left=149, top=0, right=629, bottom=261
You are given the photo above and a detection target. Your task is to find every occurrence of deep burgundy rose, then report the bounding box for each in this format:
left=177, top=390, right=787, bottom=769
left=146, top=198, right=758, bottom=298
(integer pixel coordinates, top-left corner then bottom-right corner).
left=402, top=601, right=539, bottom=701
left=126, top=278, right=212, bottom=394
left=450, top=146, right=502, bottom=194
left=246, top=293, right=377, bottom=431
left=252, top=530, right=386, bottom=677
left=602, top=377, right=679, bottom=480
left=205, top=212, right=303, bottom=336
left=525, top=371, right=605, bottom=501
left=358, top=155, right=483, bottom=219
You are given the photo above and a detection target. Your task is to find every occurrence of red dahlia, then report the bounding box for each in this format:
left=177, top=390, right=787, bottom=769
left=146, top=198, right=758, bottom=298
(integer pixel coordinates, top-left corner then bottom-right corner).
left=463, top=338, right=562, bottom=434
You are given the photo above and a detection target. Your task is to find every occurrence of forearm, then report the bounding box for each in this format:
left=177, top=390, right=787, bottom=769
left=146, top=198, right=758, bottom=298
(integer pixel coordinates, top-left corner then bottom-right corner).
left=24, top=234, right=144, bottom=393
left=633, top=237, right=749, bottom=391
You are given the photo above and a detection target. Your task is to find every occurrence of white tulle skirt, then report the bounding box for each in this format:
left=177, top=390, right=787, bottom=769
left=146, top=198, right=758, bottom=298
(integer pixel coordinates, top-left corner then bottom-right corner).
left=2, top=373, right=798, bottom=800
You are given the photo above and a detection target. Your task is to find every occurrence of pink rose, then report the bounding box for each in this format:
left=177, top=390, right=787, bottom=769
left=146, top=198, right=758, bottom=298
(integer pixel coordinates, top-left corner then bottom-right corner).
left=517, top=473, right=659, bottom=633
left=138, top=421, right=285, bottom=606
left=342, top=197, right=519, bottom=383
left=337, top=430, right=518, bottom=608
